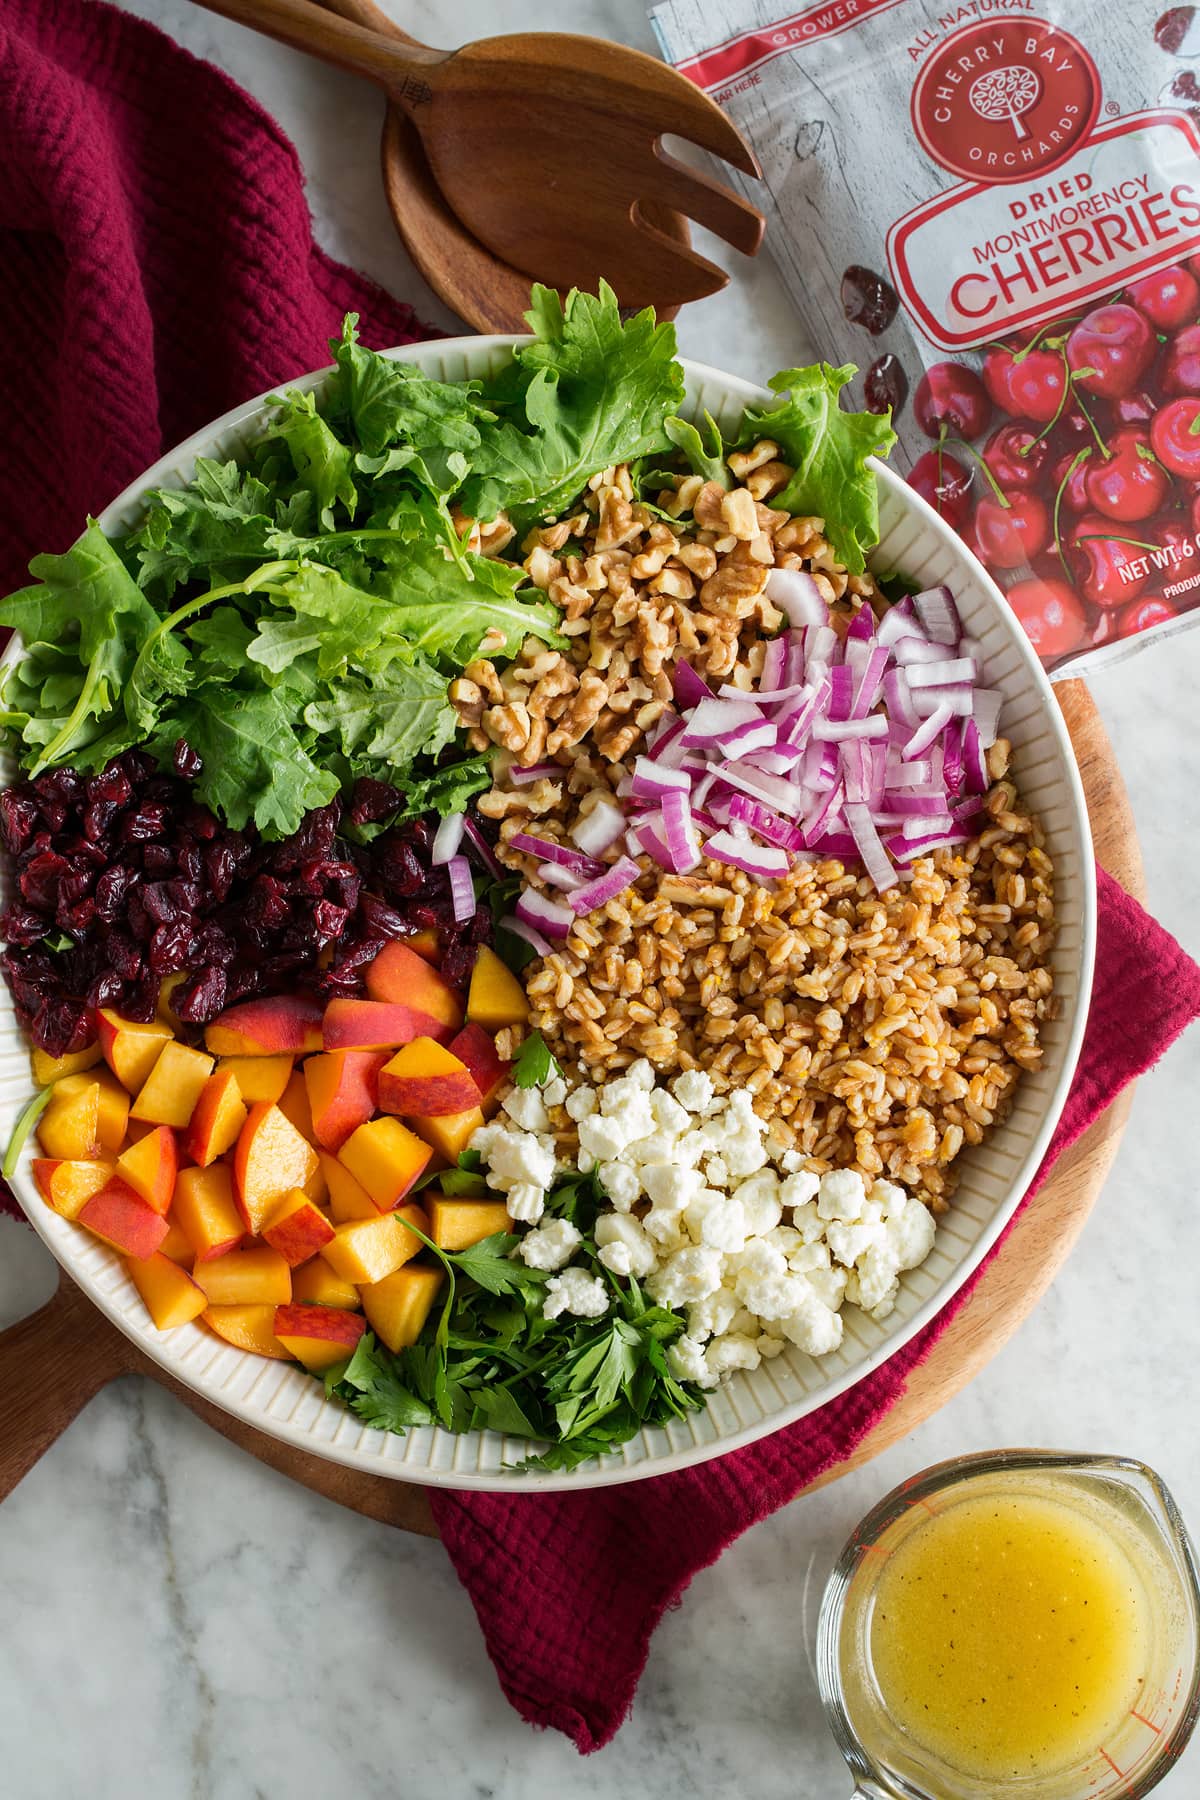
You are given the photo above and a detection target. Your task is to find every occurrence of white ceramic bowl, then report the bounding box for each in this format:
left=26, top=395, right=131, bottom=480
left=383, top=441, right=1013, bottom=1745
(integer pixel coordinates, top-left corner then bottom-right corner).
left=0, top=339, right=1096, bottom=1489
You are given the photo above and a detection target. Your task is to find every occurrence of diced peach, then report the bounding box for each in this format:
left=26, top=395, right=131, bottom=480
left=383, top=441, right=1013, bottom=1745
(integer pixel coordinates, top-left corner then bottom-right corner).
left=273, top=1303, right=366, bottom=1371
left=303, top=1157, right=329, bottom=1207
left=466, top=946, right=529, bottom=1030
left=204, top=995, right=323, bottom=1058
left=184, top=1068, right=247, bottom=1167
left=364, top=941, right=464, bottom=1033
left=192, top=1245, right=292, bottom=1307
left=125, top=1119, right=156, bottom=1144
left=378, top=1038, right=480, bottom=1118
left=127, top=1251, right=207, bottom=1329
left=319, top=1151, right=380, bottom=1222
left=409, top=1105, right=485, bottom=1164
left=215, top=1054, right=293, bottom=1104
left=292, top=1258, right=362, bottom=1309
left=130, top=1040, right=213, bottom=1130
left=95, top=1008, right=173, bottom=1093
left=406, top=928, right=441, bottom=963
left=447, top=1022, right=512, bottom=1115
left=79, top=1179, right=170, bottom=1260
left=263, top=1190, right=336, bottom=1267
left=156, top=972, right=188, bottom=1024
left=31, top=1156, right=115, bottom=1221
left=304, top=1050, right=387, bottom=1152
left=31, top=1043, right=102, bottom=1086
left=158, top=1215, right=195, bottom=1267
left=93, top=1071, right=132, bottom=1152
left=427, top=1195, right=512, bottom=1252
left=173, top=1165, right=244, bottom=1261
left=36, top=1078, right=100, bottom=1161
left=115, top=1125, right=178, bottom=1216
left=275, top=1069, right=317, bottom=1146
left=360, top=1265, right=445, bottom=1353
left=202, top=1304, right=291, bottom=1360
left=233, top=1102, right=319, bottom=1236
left=322, top=998, right=451, bottom=1052
left=320, top=1204, right=429, bottom=1285
left=339, top=1117, right=432, bottom=1211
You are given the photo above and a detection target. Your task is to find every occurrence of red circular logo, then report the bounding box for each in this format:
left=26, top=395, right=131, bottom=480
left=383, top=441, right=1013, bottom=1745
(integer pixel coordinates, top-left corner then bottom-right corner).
left=911, top=18, right=1101, bottom=185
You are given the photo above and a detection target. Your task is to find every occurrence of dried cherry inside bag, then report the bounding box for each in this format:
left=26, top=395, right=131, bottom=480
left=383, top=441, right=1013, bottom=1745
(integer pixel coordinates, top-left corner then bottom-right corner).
left=651, top=0, right=1200, bottom=674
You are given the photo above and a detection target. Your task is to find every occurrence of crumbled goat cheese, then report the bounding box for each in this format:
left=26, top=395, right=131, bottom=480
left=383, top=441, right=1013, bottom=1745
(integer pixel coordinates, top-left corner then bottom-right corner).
left=519, top=1217, right=582, bottom=1271
left=542, top=1267, right=610, bottom=1321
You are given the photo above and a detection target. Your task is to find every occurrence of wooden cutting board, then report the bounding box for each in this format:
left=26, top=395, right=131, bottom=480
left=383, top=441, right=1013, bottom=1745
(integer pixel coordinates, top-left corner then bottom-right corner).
left=0, top=680, right=1140, bottom=1534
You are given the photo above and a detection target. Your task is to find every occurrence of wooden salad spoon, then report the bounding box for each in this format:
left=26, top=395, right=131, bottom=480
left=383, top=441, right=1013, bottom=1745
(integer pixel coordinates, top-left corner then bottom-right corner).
left=315, top=0, right=695, bottom=330
left=191, top=0, right=764, bottom=308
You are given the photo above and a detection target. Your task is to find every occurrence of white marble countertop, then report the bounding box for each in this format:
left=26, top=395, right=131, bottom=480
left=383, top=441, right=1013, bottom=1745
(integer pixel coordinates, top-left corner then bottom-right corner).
left=2, top=2, right=1199, bottom=1794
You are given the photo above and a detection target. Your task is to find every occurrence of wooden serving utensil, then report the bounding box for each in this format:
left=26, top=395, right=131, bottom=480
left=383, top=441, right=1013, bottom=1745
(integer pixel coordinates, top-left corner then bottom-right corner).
left=192, top=0, right=764, bottom=309
left=316, top=0, right=695, bottom=332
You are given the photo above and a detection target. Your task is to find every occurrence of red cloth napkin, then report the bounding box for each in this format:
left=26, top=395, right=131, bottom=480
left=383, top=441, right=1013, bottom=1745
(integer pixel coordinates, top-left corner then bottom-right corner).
left=2, top=0, right=1199, bottom=1761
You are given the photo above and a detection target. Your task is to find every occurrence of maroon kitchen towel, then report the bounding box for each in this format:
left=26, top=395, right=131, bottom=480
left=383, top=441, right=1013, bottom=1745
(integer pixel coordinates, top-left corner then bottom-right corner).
left=2, top=0, right=1199, bottom=1764
left=0, top=0, right=434, bottom=598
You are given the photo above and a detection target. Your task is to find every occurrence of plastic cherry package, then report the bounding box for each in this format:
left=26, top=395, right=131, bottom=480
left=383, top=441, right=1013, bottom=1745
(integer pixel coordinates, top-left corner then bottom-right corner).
left=651, top=0, right=1200, bottom=675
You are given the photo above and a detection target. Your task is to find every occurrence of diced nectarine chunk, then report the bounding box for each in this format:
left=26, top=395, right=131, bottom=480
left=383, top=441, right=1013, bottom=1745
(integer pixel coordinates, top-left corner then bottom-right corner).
left=378, top=1038, right=480, bottom=1118
left=31, top=1156, right=115, bottom=1221
left=202, top=1304, right=290, bottom=1359
left=360, top=1264, right=445, bottom=1353
left=427, top=1195, right=511, bottom=1252
left=339, top=1117, right=432, bottom=1211
left=184, top=1068, right=247, bottom=1167
left=320, top=1204, right=428, bottom=1285
left=127, top=1251, right=207, bottom=1329
left=263, top=1190, right=336, bottom=1267
left=79, top=1179, right=170, bottom=1260
left=36, top=1077, right=100, bottom=1161
left=273, top=1303, right=366, bottom=1372
left=204, top=995, right=323, bottom=1058
left=319, top=1151, right=380, bottom=1222
left=96, top=1008, right=173, bottom=1093
left=364, top=941, right=463, bottom=1032
left=292, top=1258, right=362, bottom=1309
left=192, top=1245, right=292, bottom=1307
left=409, top=1105, right=485, bottom=1164
left=93, top=1071, right=132, bottom=1152
left=31, top=1043, right=102, bottom=1087
left=466, top=946, right=529, bottom=1030
left=233, top=1102, right=319, bottom=1236
left=158, top=1215, right=196, bottom=1267
left=173, top=1165, right=244, bottom=1261
left=322, top=998, right=450, bottom=1052
left=130, top=1039, right=213, bottom=1130
left=446, top=1022, right=511, bottom=1115
left=215, top=1054, right=293, bottom=1104
left=115, top=1125, right=178, bottom=1216
left=406, top=928, right=441, bottom=963
left=303, top=1050, right=387, bottom=1152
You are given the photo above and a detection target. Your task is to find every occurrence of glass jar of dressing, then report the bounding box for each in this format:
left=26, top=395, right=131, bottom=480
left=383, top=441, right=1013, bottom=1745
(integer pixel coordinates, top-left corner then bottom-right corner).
left=817, top=1451, right=1200, bottom=1799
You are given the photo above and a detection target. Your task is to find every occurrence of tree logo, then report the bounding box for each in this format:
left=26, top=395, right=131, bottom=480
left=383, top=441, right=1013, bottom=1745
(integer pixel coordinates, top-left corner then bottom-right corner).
left=911, top=18, right=1101, bottom=186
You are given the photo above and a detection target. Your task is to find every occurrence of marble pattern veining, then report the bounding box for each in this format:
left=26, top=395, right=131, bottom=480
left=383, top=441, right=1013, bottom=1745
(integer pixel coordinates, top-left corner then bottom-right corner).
left=1, top=2, right=1198, bottom=1793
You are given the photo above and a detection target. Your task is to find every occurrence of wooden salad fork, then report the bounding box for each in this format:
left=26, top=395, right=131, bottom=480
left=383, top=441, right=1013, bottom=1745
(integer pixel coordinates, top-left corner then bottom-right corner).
left=191, top=0, right=765, bottom=307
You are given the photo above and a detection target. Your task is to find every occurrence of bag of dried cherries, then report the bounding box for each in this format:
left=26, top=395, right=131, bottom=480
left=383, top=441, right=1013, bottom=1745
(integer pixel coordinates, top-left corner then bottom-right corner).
left=651, top=0, right=1200, bottom=675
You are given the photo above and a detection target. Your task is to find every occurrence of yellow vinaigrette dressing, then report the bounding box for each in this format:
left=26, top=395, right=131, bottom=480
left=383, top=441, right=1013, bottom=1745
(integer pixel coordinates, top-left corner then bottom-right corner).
left=866, top=1487, right=1151, bottom=1782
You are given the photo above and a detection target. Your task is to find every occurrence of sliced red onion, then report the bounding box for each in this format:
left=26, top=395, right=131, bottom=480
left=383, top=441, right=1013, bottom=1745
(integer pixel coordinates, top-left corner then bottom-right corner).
left=508, top=761, right=561, bottom=787
left=661, top=788, right=703, bottom=872
left=845, top=802, right=898, bottom=893
left=703, top=829, right=791, bottom=879
left=846, top=604, right=876, bottom=643
left=760, top=635, right=787, bottom=691
left=711, top=760, right=806, bottom=818
left=783, top=631, right=807, bottom=687
left=745, top=746, right=804, bottom=775
left=850, top=644, right=890, bottom=719
left=826, top=664, right=855, bottom=722
left=882, top=668, right=919, bottom=729
left=892, top=636, right=956, bottom=666
left=568, top=855, right=641, bottom=914
left=727, top=794, right=806, bottom=852
left=813, top=715, right=889, bottom=742
left=515, top=889, right=575, bottom=940
left=886, top=792, right=956, bottom=817
left=462, top=816, right=503, bottom=880
left=432, top=811, right=466, bottom=865
left=887, top=830, right=969, bottom=862
left=681, top=697, right=761, bottom=746
left=447, top=854, right=476, bottom=923
left=875, top=595, right=918, bottom=646
left=501, top=914, right=551, bottom=957
left=672, top=661, right=715, bottom=709
left=510, top=832, right=603, bottom=876
left=886, top=761, right=934, bottom=788
left=972, top=687, right=1003, bottom=748
left=906, top=657, right=978, bottom=688
left=913, top=585, right=961, bottom=646
left=765, top=566, right=828, bottom=627
left=802, top=778, right=843, bottom=842
left=942, top=720, right=965, bottom=798
left=902, top=812, right=954, bottom=838
left=538, top=861, right=584, bottom=892
left=962, top=718, right=988, bottom=791
left=720, top=719, right=778, bottom=757
left=805, top=623, right=837, bottom=669
left=570, top=799, right=627, bottom=858
left=902, top=707, right=953, bottom=759
left=631, top=756, right=691, bottom=801
left=627, top=816, right=675, bottom=869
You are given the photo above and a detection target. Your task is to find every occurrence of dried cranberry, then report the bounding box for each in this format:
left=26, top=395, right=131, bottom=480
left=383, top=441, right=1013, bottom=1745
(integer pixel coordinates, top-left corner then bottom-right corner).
left=94, top=864, right=136, bottom=922
left=440, top=941, right=477, bottom=990
left=86, top=969, right=125, bottom=1010
left=173, top=738, right=203, bottom=779
left=311, top=901, right=350, bottom=945
left=0, top=904, right=52, bottom=946
left=203, top=841, right=236, bottom=902
left=181, top=803, right=219, bottom=842
left=124, top=975, right=160, bottom=1023
left=176, top=842, right=203, bottom=884
left=864, top=354, right=907, bottom=418
left=376, top=839, right=424, bottom=895
left=33, top=998, right=91, bottom=1057
left=126, top=891, right=153, bottom=942
left=120, top=802, right=169, bottom=842
left=173, top=965, right=227, bottom=1022
left=193, top=922, right=236, bottom=968
left=149, top=920, right=197, bottom=975
left=840, top=265, right=898, bottom=335
left=143, top=883, right=180, bottom=925
left=0, top=790, right=40, bottom=856
left=105, top=931, right=143, bottom=980
left=142, top=844, right=175, bottom=875
left=321, top=863, right=362, bottom=912
left=58, top=897, right=97, bottom=936
left=348, top=778, right=402, bottom=826
left=246, top=875, right=290, bottom=929
left=19, top=851, right=69, bottom=913
left=358, top=895, right=409, bottom=940
left=86, top=767, right=132, bottom=809
left=82, top=801, right=119, bottom=843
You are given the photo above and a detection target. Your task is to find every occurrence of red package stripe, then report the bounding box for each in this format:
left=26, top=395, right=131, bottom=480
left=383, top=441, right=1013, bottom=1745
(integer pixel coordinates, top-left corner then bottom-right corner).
left=674, top=0, right=906, bottom=93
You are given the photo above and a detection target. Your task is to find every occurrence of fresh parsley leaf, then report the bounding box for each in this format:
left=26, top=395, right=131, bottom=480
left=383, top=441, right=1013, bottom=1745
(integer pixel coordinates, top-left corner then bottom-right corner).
left=446, top=1232, right=546, bottom=1297
left=331, top=1333, right=434, bottom=1431
left=439, top=1168, right=488, bottom=1197
left=740, top=364, right=896, bottom=576
left=512, top=1030, right=559, bottom=1089
left=469, top=1385, right=541, bottom=1439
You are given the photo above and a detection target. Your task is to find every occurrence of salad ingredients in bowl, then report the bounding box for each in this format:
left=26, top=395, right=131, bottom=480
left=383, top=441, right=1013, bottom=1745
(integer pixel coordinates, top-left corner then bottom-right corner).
left=0, top=287, right=1089, bottom=1482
